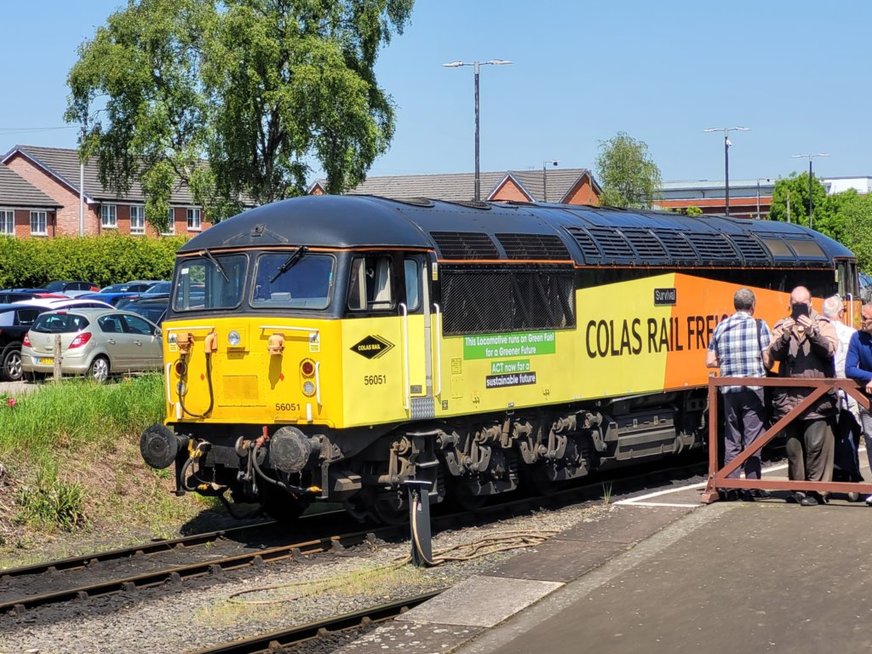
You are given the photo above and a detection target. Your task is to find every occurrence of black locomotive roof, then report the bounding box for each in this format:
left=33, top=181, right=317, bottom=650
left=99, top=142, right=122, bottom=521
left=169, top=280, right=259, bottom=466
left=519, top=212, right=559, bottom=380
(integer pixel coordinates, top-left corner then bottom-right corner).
left=181, top=194, right=854, bottom=268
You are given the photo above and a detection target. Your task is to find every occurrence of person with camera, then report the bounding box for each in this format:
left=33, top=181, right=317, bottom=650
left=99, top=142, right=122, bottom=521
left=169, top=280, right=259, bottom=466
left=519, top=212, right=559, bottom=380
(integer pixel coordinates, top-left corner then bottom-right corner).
left=845, top=302, right=872, bottom=505
left=768, top=286, right=837, bottom=506
left=706, top=288, right=773, bottom=501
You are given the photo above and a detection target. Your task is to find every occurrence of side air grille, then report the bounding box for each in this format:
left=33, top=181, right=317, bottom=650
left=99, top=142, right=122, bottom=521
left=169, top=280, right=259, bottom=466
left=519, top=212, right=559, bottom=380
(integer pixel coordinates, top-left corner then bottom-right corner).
left=621, top=229, right=668, bottom=262
left=656, top=231, right=697, bottom=261
left=729, top=234, right=770, bottom=263
left=586, top=227, right=636, bottom=259
left=686, top=233, right=738, bottom=261
left=496, top=233, right=570, bottom=260
left=563, top=226, right=601, bottom=261
left=430, top=231, right=500, bottom=260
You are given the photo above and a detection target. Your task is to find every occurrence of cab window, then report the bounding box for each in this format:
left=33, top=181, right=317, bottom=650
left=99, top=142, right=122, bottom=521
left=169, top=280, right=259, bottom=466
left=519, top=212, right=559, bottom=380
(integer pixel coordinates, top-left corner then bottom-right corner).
left=348, top=255, right=393, bottom=311
left=404, top=257, right=421, bottom=312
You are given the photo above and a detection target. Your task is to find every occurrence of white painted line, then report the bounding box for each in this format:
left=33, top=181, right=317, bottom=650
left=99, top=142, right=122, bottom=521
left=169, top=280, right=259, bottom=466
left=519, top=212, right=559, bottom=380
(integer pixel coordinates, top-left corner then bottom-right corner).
left=613, top=481, right=706, bottom=505
left=615, top=459, right=794, bottom=506
left=619, top=501, right=700, bottom=508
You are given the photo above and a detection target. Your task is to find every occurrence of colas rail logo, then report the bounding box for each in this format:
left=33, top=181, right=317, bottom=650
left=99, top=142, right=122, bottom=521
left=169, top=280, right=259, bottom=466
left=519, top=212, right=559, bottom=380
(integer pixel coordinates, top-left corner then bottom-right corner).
left=350, top=335, right=395, bottom=359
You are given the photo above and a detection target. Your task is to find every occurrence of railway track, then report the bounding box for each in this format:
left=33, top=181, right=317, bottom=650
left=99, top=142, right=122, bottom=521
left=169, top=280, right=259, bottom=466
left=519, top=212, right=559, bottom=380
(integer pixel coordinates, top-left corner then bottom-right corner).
left=0, top=457, right=709, bottom=617
left=189, top=591, right=442, bottom=654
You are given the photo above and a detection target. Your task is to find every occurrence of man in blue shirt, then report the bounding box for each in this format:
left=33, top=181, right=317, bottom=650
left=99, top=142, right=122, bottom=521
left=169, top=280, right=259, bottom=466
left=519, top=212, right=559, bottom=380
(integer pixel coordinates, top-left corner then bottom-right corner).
left=706, top=288, right=773, bottom=499
left=845, top=302, right=872, bottom=505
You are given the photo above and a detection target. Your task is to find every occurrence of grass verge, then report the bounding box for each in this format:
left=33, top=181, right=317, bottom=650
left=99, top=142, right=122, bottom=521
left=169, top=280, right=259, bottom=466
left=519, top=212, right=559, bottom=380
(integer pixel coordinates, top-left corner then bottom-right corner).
left=0, top=375, right=216, bottom=564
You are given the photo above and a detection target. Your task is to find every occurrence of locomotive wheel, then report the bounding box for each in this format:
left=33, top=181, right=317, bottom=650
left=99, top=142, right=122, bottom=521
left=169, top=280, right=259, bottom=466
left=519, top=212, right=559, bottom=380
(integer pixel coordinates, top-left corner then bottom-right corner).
left=372, top=491, right=409, bottom=525
left=447, top=477, right=488, bottom=511
left=259, top=485, right=310, bottom=522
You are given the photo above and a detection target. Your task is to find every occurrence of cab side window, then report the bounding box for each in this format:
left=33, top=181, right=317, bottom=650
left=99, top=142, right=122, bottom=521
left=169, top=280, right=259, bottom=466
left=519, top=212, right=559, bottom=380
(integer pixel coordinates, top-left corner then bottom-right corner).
left=404, top=257, right=421, bottom=312
left=348, top=255, right=393, bottom=311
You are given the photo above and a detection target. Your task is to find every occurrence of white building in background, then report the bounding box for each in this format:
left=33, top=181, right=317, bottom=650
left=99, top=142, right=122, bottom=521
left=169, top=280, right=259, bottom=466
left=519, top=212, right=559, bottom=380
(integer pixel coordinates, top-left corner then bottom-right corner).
left=655, top=176, right=872, bottom=218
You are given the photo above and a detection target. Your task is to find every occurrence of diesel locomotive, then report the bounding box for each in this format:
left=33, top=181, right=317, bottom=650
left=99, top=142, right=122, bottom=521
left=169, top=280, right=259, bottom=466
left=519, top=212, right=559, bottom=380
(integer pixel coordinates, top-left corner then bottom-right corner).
left=139, top=195, right=859, bottom=521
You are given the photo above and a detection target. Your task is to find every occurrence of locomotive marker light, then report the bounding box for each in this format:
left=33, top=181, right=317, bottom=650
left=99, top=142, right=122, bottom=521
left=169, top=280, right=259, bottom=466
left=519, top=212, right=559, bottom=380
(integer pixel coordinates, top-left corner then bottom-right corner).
left=442, top=59, right=512, bottom=202
left=703, top=126, right=749, bottom=216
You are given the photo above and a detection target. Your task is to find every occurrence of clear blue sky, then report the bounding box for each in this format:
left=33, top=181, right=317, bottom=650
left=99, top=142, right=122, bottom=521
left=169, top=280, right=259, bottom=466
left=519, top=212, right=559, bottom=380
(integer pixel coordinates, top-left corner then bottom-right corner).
left=2, top=1, right=870, bottom=185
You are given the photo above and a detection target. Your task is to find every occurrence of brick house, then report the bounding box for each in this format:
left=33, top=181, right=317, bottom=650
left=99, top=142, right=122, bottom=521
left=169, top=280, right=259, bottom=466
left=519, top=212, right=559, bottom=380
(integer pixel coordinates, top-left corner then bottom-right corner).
left=0, top=165, right=62, bottom=238
left=1, top=145, right=209, bottom=238
left=309, top=168, right=602, bottom=205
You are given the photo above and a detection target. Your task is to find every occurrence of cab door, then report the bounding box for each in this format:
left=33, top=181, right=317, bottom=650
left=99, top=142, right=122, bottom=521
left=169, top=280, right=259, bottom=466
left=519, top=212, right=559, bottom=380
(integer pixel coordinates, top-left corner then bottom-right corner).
left=341, top=252, right=439, bottom=425
left=402, top=255, right=436, bottom=420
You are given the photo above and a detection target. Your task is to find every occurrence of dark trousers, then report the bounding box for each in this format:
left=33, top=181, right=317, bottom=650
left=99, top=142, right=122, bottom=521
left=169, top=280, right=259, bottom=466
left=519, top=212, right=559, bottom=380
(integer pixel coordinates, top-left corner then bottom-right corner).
left=785, top=418, right=835, bottom=487
left=834, top=408, right=862, bottom=481
left=723, top=388, right=766, bottom=480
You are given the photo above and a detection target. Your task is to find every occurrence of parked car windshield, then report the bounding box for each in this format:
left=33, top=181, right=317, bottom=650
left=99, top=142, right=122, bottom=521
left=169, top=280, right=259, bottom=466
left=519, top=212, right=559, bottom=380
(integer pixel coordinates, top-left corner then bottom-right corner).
left=173, top=254, right=246, bottom=311
left=126, top=302, right=167, bottom=325
left=32, top=313, right=89, bottom=333
left=251, top=253, right=334, bottom=310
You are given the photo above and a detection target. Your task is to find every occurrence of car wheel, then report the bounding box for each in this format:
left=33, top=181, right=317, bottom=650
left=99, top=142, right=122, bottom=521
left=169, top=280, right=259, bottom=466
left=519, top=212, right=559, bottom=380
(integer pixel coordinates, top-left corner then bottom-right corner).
left=2, top=345, right=23, bottom=382
left=88, top=356, right=110, bottom=383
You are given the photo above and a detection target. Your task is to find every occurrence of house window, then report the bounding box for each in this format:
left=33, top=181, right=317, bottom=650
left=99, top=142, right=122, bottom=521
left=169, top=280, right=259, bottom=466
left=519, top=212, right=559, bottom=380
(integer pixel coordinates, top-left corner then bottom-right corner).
left=101, top=204, right=117, bottom=228
left=130, top=205, right=145, bottom=234
left=30, top=211, right=47, bottom=236
left=0, top=209, right=13, bottom=236
left=162, top=208, right=175, bottom=235
left=187, top=207, right=202, bottom=231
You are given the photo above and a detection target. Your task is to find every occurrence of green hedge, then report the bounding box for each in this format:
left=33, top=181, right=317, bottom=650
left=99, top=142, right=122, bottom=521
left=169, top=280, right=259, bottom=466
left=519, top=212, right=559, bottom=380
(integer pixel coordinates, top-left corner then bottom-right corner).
left=0, top=235, right=188, bottom=289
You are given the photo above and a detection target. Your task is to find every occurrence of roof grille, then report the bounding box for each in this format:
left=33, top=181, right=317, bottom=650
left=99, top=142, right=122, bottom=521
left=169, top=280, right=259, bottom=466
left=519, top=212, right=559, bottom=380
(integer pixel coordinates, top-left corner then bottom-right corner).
left=563, top=226, right=601, bottom=261
left=621, top=228, right=668, bottom=261
left=430, top=231, right=500, bottom=260
left=729, top=234, right=770, bottom=262
left=586, top=227, right=636, bottom=259
left=687, top=233, right=738, bottom=261
left=656, top=231, right=697, bottom=260
left=496, top=233, right=570, bottom=260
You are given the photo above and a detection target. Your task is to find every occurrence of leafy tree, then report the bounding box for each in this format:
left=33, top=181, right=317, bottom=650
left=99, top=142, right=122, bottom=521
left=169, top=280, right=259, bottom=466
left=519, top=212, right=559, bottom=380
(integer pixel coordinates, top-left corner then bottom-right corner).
left=66, top=0, right=413, bottom=228
left=594, top=132, right=662, bottom=209
left=824, top=190, right=872, bottom=270
left=768, top=172, right=829, bottom=230
left=685, top=206, right=703, bottom=216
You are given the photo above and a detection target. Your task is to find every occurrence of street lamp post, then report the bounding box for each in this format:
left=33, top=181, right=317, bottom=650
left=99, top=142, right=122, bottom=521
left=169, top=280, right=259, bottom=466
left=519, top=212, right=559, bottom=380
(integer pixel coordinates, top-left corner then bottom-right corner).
left=755, top=177, right=771, bottom=219
left=704, top=126, right=749, bottom=216
left=443, top=59, right=512, bottom=201
left=791, top=153, right=829, bottom=230
left=542, top=160, right=558, bottom=202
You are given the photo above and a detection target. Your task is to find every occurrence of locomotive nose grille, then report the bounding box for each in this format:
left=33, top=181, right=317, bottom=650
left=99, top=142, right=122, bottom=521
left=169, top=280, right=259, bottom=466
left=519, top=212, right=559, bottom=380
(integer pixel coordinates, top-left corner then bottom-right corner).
left=220, top=375, right=260, bottom=406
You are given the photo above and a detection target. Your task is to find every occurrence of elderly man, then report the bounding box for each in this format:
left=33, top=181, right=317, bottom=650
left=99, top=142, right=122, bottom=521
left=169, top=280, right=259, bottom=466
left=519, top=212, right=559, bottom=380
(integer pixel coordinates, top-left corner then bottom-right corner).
left=846, top=302, right=872, bottom=505
left=706, top=288, right=772, bottom=500
left=822, top=295, right=862, bottom=489
left=768, top=286, right=837, bottom=506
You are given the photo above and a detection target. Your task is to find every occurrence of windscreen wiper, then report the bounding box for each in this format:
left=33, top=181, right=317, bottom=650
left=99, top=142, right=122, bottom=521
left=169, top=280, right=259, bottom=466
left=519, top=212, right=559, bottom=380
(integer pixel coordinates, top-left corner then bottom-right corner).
left=270, top=246, right=308, bottom=283
left=201, top=248, right=229, bottom=282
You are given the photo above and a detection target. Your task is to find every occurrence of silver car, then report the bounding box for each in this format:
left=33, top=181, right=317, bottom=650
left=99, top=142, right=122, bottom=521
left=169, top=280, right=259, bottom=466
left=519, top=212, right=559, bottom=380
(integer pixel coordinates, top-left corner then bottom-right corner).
left=21, top=308, right=162, bottom=382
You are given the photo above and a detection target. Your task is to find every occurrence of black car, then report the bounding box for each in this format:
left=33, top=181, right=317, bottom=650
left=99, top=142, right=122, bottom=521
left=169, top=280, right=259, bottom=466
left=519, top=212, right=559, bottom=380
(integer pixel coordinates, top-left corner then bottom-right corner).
left=123, top=296, right=168, bottom=325
left=0, top=303, right=48, bottom=381
left=0, top=290, right=47, bottom=304
left=45, top=281, right=100, bottom=295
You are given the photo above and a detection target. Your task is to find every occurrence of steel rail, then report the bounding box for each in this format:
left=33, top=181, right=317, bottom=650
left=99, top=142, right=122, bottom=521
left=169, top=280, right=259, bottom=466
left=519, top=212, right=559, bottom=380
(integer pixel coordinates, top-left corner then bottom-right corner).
left=188, top=591, right=443, bottom=654
left=0, top=521, right=276, bottom=579
left=0, top=458, right=708, bottom=615
left=0, top=528, right=378, bottom=615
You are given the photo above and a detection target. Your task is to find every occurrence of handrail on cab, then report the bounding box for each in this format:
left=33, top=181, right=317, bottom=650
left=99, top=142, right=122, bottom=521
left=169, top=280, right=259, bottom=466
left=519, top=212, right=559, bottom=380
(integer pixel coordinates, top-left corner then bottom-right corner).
left=400, top=303, right=410, bottom=411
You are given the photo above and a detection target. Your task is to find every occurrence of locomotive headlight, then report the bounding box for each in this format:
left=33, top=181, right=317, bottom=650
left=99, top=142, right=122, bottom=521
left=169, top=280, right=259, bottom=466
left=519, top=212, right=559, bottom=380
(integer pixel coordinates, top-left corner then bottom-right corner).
left=300, top=359, right=315, bottom=377
left=227, top=330, right=241, bottom=347
left=302, top=380, right=316, bottom=397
